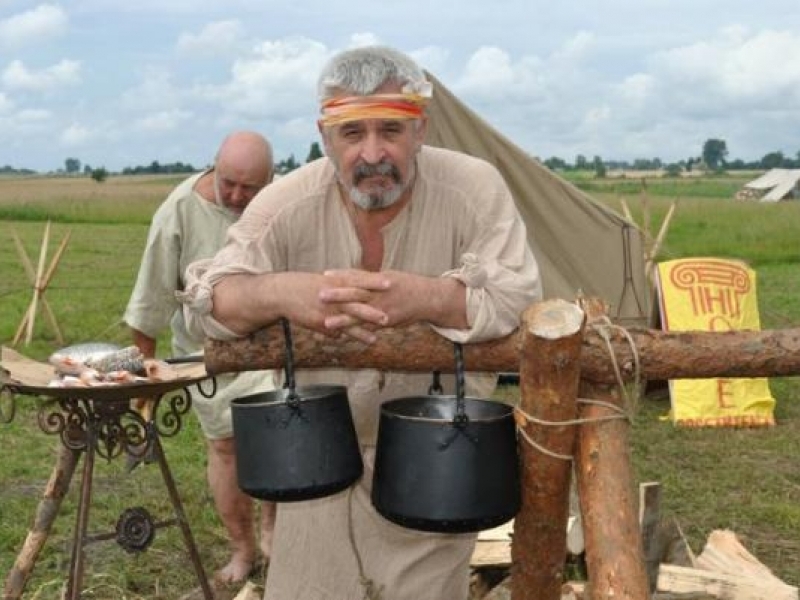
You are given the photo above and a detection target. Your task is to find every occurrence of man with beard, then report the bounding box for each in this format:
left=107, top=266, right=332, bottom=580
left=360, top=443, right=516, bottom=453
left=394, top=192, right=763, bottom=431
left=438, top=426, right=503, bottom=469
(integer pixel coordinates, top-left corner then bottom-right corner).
left=179, top=47, right=542, bottom=599
left=124, top=130, right=277, bottom=585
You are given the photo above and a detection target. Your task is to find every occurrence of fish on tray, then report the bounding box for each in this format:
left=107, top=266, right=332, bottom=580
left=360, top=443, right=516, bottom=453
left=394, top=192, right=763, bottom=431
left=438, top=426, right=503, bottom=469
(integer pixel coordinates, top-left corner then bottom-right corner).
left=48, top=343, right=182, bottom=386
left=49, top=343, right=144, bottom=376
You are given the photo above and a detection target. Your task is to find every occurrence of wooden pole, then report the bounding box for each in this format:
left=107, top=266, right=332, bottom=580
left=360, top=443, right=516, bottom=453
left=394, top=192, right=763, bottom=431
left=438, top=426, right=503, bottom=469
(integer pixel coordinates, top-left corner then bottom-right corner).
left=204, top=321, right=800, bottom=383
left=25, top=221, right=51, bottom=344
left=512, top=299, right=585, bottom=600
left=3, top=444, right=79, bottom=600
left=575, top=379, right=650, bottom=600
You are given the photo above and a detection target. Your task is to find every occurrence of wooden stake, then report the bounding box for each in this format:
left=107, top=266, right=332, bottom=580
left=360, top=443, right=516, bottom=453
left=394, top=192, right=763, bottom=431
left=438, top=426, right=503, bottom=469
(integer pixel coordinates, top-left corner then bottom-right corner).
left=511, top=299, right=585, bottom=600
left=3, top=444, right=79, bottom=600
left=25, top=221, right=50, bottom=344
left=645, top=200, right=677, bottom=282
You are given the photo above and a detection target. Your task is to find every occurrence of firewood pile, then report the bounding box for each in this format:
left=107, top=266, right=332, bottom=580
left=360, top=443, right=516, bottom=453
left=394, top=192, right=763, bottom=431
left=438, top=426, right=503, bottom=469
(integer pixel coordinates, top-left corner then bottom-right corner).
left=469, top=514, right=798, bottom=600
left=733, top=187, right=765, bottom=201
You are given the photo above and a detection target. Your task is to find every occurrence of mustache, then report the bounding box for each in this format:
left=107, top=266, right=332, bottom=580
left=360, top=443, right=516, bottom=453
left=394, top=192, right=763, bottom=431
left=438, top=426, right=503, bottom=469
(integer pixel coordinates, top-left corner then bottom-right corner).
left=353, top=161, right=401, bottom=185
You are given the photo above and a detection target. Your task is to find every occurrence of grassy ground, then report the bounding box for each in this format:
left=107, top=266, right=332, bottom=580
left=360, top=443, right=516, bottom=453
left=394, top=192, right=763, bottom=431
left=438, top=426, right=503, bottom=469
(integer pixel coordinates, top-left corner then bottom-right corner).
left=1, top=173, right=799, bottom=597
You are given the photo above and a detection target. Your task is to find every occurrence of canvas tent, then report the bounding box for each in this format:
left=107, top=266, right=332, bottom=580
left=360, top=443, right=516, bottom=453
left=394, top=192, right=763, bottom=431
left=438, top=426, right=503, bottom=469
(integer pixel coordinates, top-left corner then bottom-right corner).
left=741, top=169, right=800, bottom=202
left=423, top=72, right=650, bottom=325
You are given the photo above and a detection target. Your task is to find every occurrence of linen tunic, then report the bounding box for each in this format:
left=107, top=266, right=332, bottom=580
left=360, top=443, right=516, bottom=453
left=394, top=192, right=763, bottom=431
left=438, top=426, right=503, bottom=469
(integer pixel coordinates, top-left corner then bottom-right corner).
left=180, top=146, right=542, bottom=599
left=123, top=171, right=275, bottom=439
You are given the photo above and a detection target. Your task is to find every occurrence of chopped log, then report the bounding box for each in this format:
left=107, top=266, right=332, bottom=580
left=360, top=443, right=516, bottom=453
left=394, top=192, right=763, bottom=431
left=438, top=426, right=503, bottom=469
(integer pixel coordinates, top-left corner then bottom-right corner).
left=512, top=299, right=585, bottom=600
left=656, top=563, right=798, bottom=600
left=203, top=321, right=800, bottom=383
left=639, top=481, right=663, bottom=592
left=575, top=379, right=650, bottom=600
left=695, top=530, right=797, bottom=593
left=3, top=443, right=79, bottom=600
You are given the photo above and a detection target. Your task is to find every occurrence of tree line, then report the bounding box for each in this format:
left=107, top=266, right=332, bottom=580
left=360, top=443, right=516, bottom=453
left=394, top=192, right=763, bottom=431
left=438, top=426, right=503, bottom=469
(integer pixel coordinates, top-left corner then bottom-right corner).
left=543, top=139, right=800, bottom=177
left=2, top=139, right=798, bottom=180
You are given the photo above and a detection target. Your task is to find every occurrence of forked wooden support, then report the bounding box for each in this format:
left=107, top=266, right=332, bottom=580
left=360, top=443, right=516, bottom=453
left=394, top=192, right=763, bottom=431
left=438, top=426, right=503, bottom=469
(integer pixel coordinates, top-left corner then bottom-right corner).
left=11, top=222, right=71, bottom=346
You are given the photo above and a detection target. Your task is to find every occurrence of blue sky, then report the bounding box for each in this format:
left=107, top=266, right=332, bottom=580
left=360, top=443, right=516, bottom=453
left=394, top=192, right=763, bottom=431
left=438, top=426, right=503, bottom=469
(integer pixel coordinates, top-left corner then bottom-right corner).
left=1, top=0, right=799, bottom=172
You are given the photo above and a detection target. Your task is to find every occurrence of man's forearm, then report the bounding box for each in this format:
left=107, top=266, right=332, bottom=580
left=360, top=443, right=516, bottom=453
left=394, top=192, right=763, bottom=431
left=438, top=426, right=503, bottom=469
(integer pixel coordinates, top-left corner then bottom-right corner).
left=423, top=276, right=468, bottom=330
left=131, top=329, right=157, bottom=358
left=211, top=273, right=285, bottom=335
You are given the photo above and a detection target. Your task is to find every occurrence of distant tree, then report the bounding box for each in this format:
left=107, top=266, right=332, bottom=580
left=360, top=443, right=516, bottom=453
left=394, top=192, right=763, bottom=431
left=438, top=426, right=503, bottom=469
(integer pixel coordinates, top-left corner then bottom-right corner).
left=543, top=156, right=567, bottom=171
left=760, top=151, right=785, bottom=169
left=90, top=167, right=108, bottom=183
left=575, top=154, right=588, bottom=170
left=276, top=154, right=300, bottom=175
left=726, top=159, right=746, bottom=170
left=665, top=164, right=682, bottom=177
left=65, top=157, right=81, bottom=174
left=306, top=142, right=324, bottom=163
left=702, top=139, right=728, bottom=170
left=83, top=164, right=92, bottom=175
left=592, top=155, right=606, bottom=178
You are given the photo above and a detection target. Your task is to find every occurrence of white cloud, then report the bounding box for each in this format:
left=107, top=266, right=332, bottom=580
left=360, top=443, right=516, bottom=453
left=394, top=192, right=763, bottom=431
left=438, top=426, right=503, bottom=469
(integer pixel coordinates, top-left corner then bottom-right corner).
left=120, top=67, right=182, bottom=112
left=2, top=59, right=82, bottom=92
left=0, top=4, right=68, bottom=48
left=205, top=36, right=329, bottom=119
left=176, top=19, right=248, bottom=57
left=60, top=123, right=92, bottom=146
left=15, top=108, right=52, bottom=122
left=133, top=109, right=193, bottom=132
left=651, top=27, right=800, bottom=111
left=347, top=32, right=381, bottom=48
left=458, top=47, right=516, bottom=96
left=0, top=92, right=13, bottom=113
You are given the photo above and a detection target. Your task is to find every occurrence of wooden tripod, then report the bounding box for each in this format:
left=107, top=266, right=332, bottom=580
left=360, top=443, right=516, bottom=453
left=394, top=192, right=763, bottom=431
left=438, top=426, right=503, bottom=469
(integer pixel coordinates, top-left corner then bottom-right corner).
left=11, top=221, right=71, bottom=347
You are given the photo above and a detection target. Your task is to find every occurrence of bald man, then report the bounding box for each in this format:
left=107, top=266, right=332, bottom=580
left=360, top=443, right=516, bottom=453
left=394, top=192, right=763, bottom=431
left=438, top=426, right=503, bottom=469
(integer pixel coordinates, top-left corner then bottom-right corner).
left=124, top=131, right=277, bottom=584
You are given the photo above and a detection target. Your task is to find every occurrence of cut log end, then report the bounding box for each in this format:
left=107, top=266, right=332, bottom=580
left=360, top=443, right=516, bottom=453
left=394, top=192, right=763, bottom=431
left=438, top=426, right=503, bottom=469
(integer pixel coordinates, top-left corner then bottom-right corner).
left=524, top=299, right=585, bottom=340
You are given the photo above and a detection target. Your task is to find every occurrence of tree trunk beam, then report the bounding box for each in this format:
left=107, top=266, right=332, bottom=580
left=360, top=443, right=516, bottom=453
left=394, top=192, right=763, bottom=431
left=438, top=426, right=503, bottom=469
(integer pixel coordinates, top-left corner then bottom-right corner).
left=204, top=319, right=800, bottom=382
left=512, top=299, right=585, bottom=600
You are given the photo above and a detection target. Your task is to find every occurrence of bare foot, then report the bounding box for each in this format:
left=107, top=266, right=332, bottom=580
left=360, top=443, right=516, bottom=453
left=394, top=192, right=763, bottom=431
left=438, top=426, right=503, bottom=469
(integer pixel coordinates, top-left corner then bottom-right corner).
left=214, top=552, right=255, bottom=585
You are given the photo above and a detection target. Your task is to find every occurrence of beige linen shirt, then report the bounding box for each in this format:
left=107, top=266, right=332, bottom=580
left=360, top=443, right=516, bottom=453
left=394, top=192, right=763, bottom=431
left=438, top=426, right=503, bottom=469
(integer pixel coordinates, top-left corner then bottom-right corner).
left=179, top=145, right=541, bottom=600
left=124, top=171, right=275, bottom=439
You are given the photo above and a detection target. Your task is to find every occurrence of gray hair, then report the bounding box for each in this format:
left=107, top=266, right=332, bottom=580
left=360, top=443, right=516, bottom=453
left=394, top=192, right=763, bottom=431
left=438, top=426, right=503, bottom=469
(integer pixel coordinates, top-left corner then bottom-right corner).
left=317, top=46, right=431, bottom=102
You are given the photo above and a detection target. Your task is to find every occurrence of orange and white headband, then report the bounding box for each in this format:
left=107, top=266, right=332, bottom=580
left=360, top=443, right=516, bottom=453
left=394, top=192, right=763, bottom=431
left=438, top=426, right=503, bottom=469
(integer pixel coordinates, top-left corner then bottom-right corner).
left=319, top=93, right=430, bottom=127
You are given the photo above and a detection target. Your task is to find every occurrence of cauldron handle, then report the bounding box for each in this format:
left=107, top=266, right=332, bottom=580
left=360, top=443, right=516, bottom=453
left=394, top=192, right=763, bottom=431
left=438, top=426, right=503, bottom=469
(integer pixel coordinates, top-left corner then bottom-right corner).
left=429, top=343, right=468, bottom=426
left=452, top=342, right=469, bottom=428
left=281, top=318, right=301, bottom=408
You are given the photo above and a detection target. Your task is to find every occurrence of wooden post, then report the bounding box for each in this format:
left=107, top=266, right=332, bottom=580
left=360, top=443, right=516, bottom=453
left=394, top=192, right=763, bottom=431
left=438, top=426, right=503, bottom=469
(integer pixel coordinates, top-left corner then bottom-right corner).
left=575, top=377, right=650, bottom=599
left=512, top=299, right=585, bottom=600
left=3, top=444, right=79, bottom=600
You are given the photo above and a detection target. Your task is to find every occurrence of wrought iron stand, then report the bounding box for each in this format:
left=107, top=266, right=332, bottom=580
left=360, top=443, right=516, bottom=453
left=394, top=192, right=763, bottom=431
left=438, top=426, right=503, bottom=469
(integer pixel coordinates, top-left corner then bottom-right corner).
left=2, top=379, right=217, bottom=600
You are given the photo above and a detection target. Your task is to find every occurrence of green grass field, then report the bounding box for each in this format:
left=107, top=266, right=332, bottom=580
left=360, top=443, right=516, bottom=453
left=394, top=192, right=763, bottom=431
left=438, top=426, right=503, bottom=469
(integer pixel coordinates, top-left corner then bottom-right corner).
left=1, top=173, right=799, bottom=597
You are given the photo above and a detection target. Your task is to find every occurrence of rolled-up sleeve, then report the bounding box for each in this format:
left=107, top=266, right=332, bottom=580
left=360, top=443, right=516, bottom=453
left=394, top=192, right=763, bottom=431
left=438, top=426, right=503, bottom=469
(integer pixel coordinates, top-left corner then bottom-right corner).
left=432, top=167, right=542, bottom=343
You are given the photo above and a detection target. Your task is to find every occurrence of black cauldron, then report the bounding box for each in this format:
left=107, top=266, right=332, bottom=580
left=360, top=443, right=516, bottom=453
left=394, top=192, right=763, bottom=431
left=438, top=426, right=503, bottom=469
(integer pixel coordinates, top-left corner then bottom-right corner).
left=371, top=344, right=520, bottom=533
left=231, top=320, right=363, bottom=501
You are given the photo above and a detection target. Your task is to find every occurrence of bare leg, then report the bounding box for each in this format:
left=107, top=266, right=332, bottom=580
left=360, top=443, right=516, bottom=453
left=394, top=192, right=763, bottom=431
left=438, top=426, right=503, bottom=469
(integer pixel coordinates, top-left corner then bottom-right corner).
left=258, top=500, right=277, bottom=561
left=206, top=437, right=257, bottom=584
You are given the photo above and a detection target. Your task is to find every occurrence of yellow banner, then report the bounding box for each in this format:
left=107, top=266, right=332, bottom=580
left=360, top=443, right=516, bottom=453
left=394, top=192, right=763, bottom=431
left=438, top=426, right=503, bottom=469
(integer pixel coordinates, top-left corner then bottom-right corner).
left=655, top=258, right=775, bottom=427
